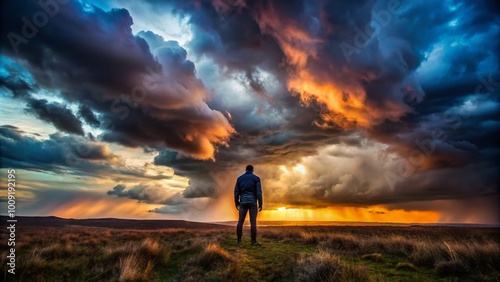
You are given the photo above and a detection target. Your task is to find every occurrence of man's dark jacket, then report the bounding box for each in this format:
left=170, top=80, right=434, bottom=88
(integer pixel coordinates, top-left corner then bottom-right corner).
left=234, top=171, right=263, bottom=207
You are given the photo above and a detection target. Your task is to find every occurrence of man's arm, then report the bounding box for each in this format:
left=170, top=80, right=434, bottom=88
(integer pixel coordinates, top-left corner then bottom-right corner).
left=256, top=178, right=263, bottom=211
left=234, top=178, right=240, bottom=209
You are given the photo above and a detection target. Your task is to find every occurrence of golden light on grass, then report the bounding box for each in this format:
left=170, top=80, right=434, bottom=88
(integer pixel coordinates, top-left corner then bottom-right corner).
left=119, top=255, right=142, bottom=281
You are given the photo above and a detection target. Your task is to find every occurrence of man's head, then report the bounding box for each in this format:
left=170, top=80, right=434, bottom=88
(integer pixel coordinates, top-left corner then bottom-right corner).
left=246, top=165, right=254, bottom=172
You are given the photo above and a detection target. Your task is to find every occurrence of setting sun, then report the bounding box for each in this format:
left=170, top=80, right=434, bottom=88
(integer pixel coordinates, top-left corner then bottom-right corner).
left=292, top=164, right=307, bottom=174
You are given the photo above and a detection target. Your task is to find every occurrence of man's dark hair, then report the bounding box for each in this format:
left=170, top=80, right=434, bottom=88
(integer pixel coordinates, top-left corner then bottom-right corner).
left=246, top=165, right=254, bottom=171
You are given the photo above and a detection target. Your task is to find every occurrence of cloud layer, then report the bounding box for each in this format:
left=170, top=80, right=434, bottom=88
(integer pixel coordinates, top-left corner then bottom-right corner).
left=0, top=0, right=498, bottom=223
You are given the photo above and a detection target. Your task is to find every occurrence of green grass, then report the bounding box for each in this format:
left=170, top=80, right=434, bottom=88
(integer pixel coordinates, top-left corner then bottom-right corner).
left=2, top=226, right=499, bottom=281
left=158, top=244, right=203, bottom=279
left=344, top=254, right=436, bottom=281
left=220, top=235, right=316, bottom=281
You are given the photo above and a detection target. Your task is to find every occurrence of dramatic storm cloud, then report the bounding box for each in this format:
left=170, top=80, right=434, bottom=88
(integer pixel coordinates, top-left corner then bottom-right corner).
left=1, top=0, right=234, bottom=160
left=0, top=0, right=498, bottom=223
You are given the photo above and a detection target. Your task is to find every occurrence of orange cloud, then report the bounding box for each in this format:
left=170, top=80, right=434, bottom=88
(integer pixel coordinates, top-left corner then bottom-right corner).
left=287, top=67, right=416, bottom=129
left=251, top=2, right=416, bottom=129
left=255, top=10, right=322, bottom=67
left=288, top=70, right=368, bottom=128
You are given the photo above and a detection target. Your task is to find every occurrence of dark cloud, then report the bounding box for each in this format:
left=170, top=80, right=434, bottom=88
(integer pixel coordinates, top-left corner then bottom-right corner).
left=261, top=141, right=498, bottom=209
left=368, top=210, right=386, bottom=215
left=106, top=182, right=213, bottom=217
left=25, top=98, right=84, bottom=135
left=0, top=125, right=120, bottom=172
left=366, top=92, right=500, bottom=172
left=77, top=104, right=100, bottom=127
left=154, top=150, right=223, bottom=199
left=107, top=184, right=127, bottom=196
left=107, top=183, right=180, bottom=204
left=176, top=0, right=285, bottom=79
left=182, top=179, right=219, bottom=198
left=359, top=0, right=500, bottom=172
left=0, top=58, right=36, bottom=99
left=0, top=125, right=173, bottom=182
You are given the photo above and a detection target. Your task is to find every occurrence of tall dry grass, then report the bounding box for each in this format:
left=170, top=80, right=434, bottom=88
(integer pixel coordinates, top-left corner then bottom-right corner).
left=191, top=242, right=232, bottom=269
left=119, top=254, right=154, bottom=281
left=295, top=251, right=371, bottom=282
left=186, top=241, right=242, bottom=282
left=106, top=238, right=170, bottom=281
left=262, top=226, right=500, bottom=277
left=11, top=227, right=172, bottom=281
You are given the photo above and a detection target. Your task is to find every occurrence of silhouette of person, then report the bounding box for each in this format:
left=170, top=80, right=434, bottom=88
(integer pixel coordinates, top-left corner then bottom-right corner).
left=234, top=164, right=263, bottom=246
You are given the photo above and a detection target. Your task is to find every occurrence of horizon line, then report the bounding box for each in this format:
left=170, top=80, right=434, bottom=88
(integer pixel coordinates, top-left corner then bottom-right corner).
left=1, top=215, right=499, bottom=227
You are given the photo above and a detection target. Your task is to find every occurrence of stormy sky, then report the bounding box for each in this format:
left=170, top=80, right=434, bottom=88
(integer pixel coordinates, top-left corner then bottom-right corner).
left=0, top=0, right=499, bottom=224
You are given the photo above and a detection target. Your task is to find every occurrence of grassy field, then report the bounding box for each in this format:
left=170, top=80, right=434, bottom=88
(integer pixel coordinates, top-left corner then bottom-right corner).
left=1, top=224, right=499, bottom=281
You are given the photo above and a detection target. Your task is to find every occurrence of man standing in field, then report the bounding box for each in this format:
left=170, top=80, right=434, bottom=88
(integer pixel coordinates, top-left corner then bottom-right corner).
left=234, top=165, right=263, bottom=246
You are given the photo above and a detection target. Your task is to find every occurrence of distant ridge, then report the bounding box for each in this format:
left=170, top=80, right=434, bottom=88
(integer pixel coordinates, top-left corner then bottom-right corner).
left=0, top=216, right=231, bottom=230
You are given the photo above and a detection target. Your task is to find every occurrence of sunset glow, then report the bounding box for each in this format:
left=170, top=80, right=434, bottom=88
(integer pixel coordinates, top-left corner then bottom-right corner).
left=260, top=207, right=440, bottom=223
